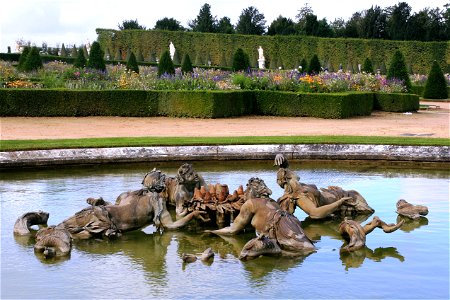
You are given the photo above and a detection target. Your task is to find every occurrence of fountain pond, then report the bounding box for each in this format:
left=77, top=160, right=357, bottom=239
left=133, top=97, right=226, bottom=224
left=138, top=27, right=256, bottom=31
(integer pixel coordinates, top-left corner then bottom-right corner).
left=1, top=160, right=449, bottom=299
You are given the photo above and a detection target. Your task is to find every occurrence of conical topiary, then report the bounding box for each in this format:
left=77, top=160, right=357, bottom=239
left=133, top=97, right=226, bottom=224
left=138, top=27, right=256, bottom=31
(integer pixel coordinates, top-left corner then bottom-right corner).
left=308, top=54, right=321, bottom=75
left=60, top=43, right=67, bottom=57
left=362, top=57, right=374, bottom=74
left=87, top=41, right=106, bottom=71
left=17, top=46, right=30, bottom=71
left=126, top=52, right=139, bottom=74
left=300, top=58, right=308, bottom=72
left=181, top=53, right=193, bottom=73
left=232, top=48, right=250, bottom=72
left=71, top=45, right=78, bottom=57
left=22, top=46, right=43, bottom=72
left=423, top=61, right=448, bottom=99
left=74, top=47, right=87, bottom=68
left=387, top=50, right=411, bottom=92
left=157, top=50, right=175, bottom=76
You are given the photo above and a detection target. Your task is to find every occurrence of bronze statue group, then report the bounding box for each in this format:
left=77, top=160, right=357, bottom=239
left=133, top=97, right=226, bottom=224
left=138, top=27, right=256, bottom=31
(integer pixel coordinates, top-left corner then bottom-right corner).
left=14, top=154, right=428, bottom=261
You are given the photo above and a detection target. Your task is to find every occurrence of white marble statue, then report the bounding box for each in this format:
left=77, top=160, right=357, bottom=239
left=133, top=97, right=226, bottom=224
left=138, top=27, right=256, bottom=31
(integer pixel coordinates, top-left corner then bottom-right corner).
left=169, top=41, right=175, bottom=60
left=257, top=46, right=265, bottom=69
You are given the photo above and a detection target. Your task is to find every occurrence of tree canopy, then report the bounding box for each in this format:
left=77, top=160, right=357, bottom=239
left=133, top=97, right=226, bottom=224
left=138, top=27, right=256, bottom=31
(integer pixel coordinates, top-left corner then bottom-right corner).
left=189, top=3, right=217, bottom=32
left=118, top=19, right=146, bottom=30
left=235, top=6, right=266, bottom=35
left=154, top=18, right=185, bottom=31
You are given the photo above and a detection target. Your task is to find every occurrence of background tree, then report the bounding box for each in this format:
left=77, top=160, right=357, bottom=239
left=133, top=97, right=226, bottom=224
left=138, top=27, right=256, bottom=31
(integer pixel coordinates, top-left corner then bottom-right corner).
left=330, top=18, right=346, bottom=37
left=360, top=6, right=388, bottom=39
left=17, top=46, right=30, bottom=71
left=126, top=52, right=139, bottom=73
left=157, top=50, right=175, bottom=76
left=316, top=18, right=333, bottom=37
left=232, top=48, right=250, bottom=71
left=181, top=53, right=193, bottom=73
left=386, top=2, right=411, bottom=40
left=154, top=18, right=185, bottom=31
left=22, top=46, right=43, bottom=72
left=267, top=16, right=296, bottom=35
left=87, top=41, right=106, bottom=71
left=295, top=3, right=314, bottom=34
left=235, top=6, right=266, bottom=35
left=307, top=54, right=321, bottom=75
left=423, top=61, right=448, bottom=99
left=216, top=17, right=235, bottom=34
left=344, top=12, right=363, bottom=38
left=74, top=47, right=87, bottom=68
left=387, top=50, right=411, bottom=92
left=118, top=19, right=146, bottom=30
left=189, top=3, right=217, bottom=33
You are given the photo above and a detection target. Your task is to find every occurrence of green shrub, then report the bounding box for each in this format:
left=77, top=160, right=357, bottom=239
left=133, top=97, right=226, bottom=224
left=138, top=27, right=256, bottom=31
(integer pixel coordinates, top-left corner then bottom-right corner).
left=87, top=41, right=106, bottom=71
left=181, top=54, right=193, bottom=73
left=387, top=50, right=412, bottom=92
left=307, top=54, right=321, bottom=75
left=17, top=47, right=30, bottom=71
left=74, top=47, right=87, bottom=68
left=232, top=48, right=250, bottom=72
left=126, top=52, right=139, bottom=73
left=374, top=93, right=419, bottom=112
left=362, top=58, right=374, bottom=74
left=423, top=61, right=448, bottom=99
left=157, top=50, right=175, bottom=76
left=22, top=46, right=43, bottom=72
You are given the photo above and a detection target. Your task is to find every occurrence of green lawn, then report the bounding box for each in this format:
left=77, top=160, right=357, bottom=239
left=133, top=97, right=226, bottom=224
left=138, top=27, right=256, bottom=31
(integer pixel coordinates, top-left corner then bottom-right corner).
left=1, top=135, right=449, bottom=151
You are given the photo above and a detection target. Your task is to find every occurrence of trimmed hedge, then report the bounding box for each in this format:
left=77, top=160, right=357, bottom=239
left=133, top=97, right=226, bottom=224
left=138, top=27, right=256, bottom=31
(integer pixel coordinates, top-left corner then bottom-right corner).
left=157, top=90, right=253, bottom=118
left=373, top=93, right=420, bottom=112
left=254, top=91, right=373, bottom=118
left=0, top=89, right=418, bottom=119
left=0, top=89, right=158, bottom=116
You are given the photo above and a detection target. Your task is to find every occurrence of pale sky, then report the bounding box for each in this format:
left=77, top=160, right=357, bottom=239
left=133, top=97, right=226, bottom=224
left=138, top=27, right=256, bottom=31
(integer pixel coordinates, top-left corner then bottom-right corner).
left=0, top=0, right=447, bottom=51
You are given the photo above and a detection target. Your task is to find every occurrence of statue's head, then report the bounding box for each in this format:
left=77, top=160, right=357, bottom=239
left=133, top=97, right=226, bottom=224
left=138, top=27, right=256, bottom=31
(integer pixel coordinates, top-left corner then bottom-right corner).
left=142, top=168, right=167, bottom=193
left=176, top=163, right=201, bottom=186
left=245, top=177, right=272, bottom=200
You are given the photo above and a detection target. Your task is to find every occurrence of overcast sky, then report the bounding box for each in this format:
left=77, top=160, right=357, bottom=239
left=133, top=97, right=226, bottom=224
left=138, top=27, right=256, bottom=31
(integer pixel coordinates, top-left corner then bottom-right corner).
left=0, top=0, right=447, bottom=51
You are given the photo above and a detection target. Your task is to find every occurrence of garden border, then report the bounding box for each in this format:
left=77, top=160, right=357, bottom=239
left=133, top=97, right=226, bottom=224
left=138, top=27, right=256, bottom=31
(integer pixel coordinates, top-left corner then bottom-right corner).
left=1, top=144, right=448, bottom=168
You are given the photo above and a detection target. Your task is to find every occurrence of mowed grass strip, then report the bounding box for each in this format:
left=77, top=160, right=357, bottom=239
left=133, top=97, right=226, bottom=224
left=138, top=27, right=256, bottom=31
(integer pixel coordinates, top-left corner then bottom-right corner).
left=1, top=136, right=449, bottom=151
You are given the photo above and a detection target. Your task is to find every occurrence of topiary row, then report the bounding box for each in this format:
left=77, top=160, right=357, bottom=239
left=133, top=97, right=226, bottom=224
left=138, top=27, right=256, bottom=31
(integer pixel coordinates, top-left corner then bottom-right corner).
left=0, top=89, right=418, bottom=119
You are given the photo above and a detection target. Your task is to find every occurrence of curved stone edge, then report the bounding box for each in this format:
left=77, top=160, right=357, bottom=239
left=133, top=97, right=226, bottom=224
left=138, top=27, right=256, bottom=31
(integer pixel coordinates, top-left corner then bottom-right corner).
left=0, top=144, right=449, bottom=168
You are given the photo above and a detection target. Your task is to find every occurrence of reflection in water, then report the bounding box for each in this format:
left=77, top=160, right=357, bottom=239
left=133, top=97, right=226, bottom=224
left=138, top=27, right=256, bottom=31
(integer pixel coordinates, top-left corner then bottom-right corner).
left=340, top=246, right=404, bottom=270
left=397, top=216, right=429, bottom=232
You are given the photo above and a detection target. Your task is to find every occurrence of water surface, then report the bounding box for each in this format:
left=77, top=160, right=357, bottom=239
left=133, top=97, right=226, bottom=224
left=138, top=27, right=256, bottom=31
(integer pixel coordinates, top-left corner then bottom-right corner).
left=1, top=161, right=449, bottom=299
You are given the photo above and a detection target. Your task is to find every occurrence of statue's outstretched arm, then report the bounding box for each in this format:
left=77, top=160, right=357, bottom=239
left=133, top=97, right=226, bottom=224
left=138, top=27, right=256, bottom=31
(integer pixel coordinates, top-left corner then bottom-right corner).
left=297, top=194, right=354, bottom=219
left=362, top=216, right=404, bottom=235
left=208, top=202, right=254, bottom=235
left=160, top=210, right=209, bottom=230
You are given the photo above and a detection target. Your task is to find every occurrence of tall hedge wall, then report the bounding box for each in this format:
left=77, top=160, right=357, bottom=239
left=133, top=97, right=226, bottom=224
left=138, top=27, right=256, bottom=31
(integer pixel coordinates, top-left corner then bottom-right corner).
left=96, top=29, right=450, bottom=74
left=0, top=89, right=418, bottom=119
